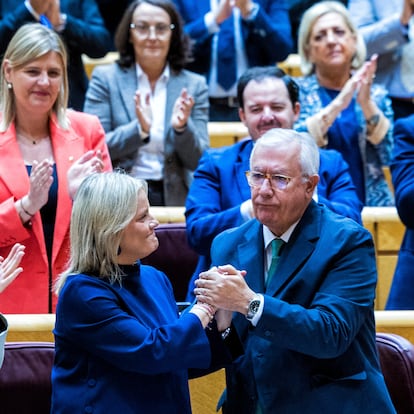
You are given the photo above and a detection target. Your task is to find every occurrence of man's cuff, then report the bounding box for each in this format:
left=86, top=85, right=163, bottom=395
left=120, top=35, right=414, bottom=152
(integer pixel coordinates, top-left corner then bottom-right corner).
left=243, top=3, right=259, bottom=21
left=205, top=11, right=219, bottom=34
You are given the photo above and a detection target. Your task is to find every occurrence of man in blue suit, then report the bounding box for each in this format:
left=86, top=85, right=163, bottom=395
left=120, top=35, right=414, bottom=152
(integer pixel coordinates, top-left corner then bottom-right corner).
left=172, top=0, right=292, bottom=120
left=185, top=66, right=363, bottom=301
left=386, top=114, right=414, bottom=309
left=0, top=0, right=112, bottom=110
left=194, top=129, right=395, bottom=413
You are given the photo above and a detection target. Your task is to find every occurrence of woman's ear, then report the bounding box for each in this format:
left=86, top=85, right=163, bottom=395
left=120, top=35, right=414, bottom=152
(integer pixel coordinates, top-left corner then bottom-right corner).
left=3, top=60, right=12, bottom=84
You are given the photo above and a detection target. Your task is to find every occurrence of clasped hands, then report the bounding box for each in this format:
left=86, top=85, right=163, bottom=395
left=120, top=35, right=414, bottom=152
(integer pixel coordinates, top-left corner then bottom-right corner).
left=194, top=264, right=253, bottom=331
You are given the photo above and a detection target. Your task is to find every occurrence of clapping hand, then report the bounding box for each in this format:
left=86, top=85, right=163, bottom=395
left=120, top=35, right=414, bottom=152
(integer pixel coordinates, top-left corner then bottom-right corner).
left=171, top=88, right=194, bottom=131
left=134, top=90, right=152, bottom=135
left=25, top=159, right=54, bottom=214
left=0, top=243, right=25, bottom=293
left=67, top=150, right=104, bottom=199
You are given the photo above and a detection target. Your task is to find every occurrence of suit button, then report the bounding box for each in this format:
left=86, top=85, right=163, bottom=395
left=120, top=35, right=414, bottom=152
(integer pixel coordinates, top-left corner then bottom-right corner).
left=88, top=379, right=96, bottom=387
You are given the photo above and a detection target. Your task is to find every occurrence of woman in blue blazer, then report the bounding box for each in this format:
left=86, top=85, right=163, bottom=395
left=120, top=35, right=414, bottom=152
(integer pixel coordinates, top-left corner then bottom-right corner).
left=386, top=114, right=414, bottom=309
left=51, top=172, right=228, bottom=413
left=84, top=0, right=209, bottom=206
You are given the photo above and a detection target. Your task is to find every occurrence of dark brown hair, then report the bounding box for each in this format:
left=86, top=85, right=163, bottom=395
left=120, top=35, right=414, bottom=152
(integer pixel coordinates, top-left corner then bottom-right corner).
left=114, top=0, right=192, bottom=72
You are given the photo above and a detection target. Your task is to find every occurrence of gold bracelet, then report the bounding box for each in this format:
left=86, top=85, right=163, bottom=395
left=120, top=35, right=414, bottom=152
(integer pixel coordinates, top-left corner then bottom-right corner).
left=20, top=199, right=34, bottom=217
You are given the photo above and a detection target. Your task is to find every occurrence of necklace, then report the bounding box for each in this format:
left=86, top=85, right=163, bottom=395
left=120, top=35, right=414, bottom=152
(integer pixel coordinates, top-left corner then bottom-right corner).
left=16, top=131, right=50, bottom=145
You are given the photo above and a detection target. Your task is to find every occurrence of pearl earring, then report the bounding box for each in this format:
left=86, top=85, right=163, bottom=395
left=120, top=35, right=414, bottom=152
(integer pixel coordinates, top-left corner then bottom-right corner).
left=7, top=83, right=12, bottom=90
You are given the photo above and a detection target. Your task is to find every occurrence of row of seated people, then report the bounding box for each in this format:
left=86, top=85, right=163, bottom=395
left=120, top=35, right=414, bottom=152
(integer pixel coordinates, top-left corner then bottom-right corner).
left=0, top=168, right=412, bottom=413
left=2, top=0, right=413, bottom=121
left=0, top=16, right=413, bottom=316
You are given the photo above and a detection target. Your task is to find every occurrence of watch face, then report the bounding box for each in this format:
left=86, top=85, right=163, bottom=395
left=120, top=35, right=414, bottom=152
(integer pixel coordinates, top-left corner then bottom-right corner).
left=247, top=299, right=260, bottom=320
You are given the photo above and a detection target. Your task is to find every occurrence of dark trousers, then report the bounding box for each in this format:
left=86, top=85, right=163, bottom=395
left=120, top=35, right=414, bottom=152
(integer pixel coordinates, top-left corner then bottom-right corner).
left=391, top=97, right=414, bottom=121
left=209, top=98, right=240, bottom=121
left=147, top=180, right=164, bottom=206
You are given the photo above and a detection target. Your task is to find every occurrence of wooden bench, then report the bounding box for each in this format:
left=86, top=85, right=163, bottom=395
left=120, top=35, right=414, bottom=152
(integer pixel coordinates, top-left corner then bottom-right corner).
left=362, top=207, right=404, bottom=310
left=6, top=311, right=414, bottom=414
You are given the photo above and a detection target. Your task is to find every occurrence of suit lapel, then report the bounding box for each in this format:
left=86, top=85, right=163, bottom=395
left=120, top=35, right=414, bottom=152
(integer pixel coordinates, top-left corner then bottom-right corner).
left=266, top=202, right=320, bottom=296
left=238, top=220, right=266, bottom=293
left=0, top=124, right=30, bottom=198
left=116, top=65, right=138, bottom=121
left=49, top=114, right=84, bottom=261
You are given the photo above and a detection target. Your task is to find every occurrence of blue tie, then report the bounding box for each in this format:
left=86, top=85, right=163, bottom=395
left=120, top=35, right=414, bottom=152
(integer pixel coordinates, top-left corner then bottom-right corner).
left=39, top=15, right=53, bottom=29
left=216, top=13, right=237, bottom=91
left=266, top=238, right=284, bottom=287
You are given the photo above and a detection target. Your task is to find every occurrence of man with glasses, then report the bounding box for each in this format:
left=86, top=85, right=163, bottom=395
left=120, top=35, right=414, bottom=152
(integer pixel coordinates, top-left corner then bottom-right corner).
left=184, top=65, right=363, bottom=301
left=193, top=129, right=395, bottom=413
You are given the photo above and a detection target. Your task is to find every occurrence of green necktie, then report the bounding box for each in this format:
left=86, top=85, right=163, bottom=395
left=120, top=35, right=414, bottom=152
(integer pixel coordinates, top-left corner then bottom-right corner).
left=266, top=238, right=284, bottom=287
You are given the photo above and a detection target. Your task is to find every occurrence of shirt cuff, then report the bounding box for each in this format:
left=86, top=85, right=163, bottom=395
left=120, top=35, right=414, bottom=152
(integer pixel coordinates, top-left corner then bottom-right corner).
left=205, top=11, right=219, bottom=34
left=243, top=3, right=259, bottom=21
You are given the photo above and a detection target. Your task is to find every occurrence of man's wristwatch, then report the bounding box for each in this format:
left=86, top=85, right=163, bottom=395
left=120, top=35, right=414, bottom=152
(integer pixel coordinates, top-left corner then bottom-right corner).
left=246, top=295, right=261, bottom=321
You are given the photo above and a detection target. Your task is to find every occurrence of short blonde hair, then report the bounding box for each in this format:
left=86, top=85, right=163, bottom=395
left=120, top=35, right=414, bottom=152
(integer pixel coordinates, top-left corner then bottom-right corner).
left=55, top=172, right=148, bottom=294
left=298, top=1, right=366, bottom=76
left=0, top=23, right=69, bottom=132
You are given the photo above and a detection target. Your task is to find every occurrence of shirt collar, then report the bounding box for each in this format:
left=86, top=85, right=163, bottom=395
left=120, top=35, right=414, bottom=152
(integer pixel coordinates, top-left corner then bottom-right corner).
left=135, top=62, right=170, bottom=83
left=263, top=221, right=299, bottom=249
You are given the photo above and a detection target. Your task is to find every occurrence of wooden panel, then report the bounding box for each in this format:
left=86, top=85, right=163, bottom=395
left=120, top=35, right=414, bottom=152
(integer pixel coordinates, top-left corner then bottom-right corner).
left=377, top=220, right=404, bottom=252
left=208, top=122, right=248, bottom=148
left=150, top=206, right=185, bottom=223
left=277, top=54, right=302, bottom=77
left=82, top=52, right=119, bottom=78
left=190, top=369, right=225, bottom=414
left=5, top=314, right=55, bottom=342
left=375, top=310, right=414, bottom=343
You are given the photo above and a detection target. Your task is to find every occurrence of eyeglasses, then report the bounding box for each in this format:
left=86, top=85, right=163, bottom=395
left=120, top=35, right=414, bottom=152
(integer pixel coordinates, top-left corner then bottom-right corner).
left=245, top=171, right=292, bottom=191
left=130, top=22, right=175, bottom=38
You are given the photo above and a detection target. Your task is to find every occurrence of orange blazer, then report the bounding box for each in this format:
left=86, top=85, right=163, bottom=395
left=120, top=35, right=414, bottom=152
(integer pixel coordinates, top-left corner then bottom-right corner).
left=0, top=110, right=112, bottom=313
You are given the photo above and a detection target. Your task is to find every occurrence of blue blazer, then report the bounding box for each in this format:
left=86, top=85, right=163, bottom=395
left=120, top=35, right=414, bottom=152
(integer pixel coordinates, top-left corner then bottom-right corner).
left=84, top=63, right=209, bottom=206
left=51, top=264, right=228, bottom=414
left=0, top=0, right=112, bottom=110
left=386, top=114, right=414, bottom=309
left=185, top=139, right=363, bottom=300
left=172, top=0, right=293, bottom=77
left=211, top=202, right=395, bottom=413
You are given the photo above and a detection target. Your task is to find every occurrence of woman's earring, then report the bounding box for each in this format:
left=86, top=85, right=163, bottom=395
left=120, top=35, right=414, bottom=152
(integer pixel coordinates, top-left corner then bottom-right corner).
left=7, top=83, right=12, bottom=90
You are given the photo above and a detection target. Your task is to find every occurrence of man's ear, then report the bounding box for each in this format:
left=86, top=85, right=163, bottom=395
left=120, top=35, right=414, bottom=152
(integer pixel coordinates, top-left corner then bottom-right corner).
left=293, top=102, right=301, bottom=122
left=306, top=174, right=319, bottom=196
left=239, top=107, right=247, bottom=126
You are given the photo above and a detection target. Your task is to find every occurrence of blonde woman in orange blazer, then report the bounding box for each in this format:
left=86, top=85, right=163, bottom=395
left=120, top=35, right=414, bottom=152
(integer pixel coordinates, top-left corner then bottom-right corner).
left=0, top=24, right=112, bottom=314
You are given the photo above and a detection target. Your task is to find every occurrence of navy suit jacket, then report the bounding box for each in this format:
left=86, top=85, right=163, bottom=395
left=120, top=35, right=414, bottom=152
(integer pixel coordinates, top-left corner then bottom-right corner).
left=0, top=0, right=112, bottom=110
left=386, top=114, right=414, bottom=309
left=172, top=0, right=292, bottom=77
left=211, top=202, right=395, bottom=413
left=185, top=139, right=363, bottom=300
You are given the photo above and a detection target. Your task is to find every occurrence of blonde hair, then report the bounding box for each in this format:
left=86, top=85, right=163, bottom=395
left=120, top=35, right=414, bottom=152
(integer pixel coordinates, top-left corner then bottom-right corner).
left=0, top=23, right=69, bottom=132
left=298, top=1, right=366, bottom=76
left=55, top=172, right=148, bottom=294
